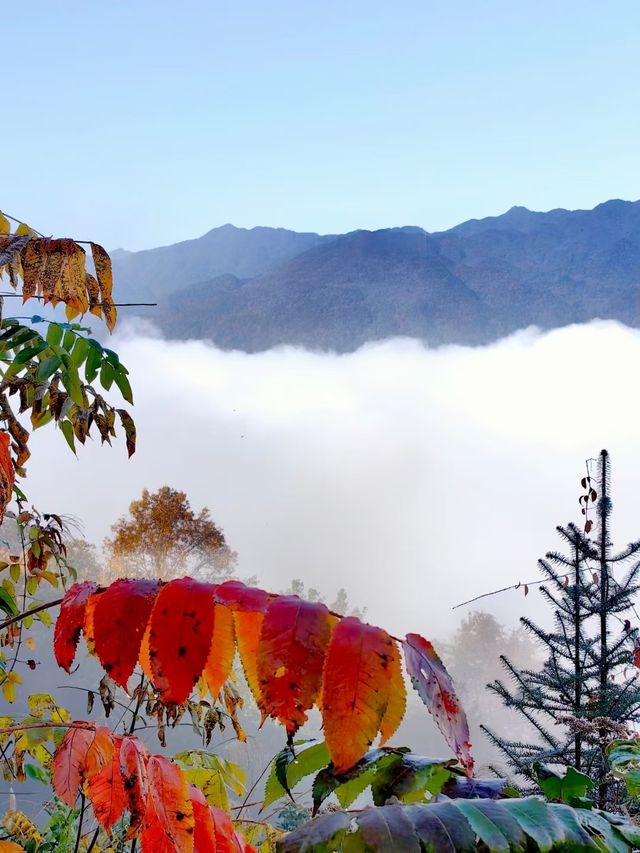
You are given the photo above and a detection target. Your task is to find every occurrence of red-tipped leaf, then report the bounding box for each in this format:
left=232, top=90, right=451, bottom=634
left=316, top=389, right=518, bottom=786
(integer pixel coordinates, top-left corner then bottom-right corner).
left=320, top=617, right=396, bottom=773
left=403, top=632, right=474, bottom=775
left=257, top=596, right=335, bottom=736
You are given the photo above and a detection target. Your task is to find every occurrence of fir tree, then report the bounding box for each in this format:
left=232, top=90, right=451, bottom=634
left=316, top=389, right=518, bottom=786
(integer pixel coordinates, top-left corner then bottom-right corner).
left=483, top=450, right=640, bottom=806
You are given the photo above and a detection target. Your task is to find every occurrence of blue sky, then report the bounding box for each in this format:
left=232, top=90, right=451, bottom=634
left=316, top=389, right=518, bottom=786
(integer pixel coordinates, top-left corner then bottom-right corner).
left=5, top=1, right=640, bottom=249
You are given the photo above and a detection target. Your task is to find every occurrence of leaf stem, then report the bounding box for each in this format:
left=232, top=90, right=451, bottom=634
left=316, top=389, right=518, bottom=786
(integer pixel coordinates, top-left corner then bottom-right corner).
left=73, top=793, right=86, bottom=853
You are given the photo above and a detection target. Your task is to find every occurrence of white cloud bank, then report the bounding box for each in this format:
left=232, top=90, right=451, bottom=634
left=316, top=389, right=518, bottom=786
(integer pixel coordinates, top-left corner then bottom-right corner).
left=24, top=320, right=640, bottom=638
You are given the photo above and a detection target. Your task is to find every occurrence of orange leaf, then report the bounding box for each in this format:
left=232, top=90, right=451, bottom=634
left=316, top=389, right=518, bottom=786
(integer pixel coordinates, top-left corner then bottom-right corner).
left=92, top=579, right=160, bottom=689
left=379, top=638, right=406, bottom=746
left=87, top=735, right=126, bottom=830
left=203, top=603, right=235, bottom=701
left=141, top=756, right=194, bottom=853
left=119, top=735, right=150, bottom=839
left=215, top=582, right=270, bottom=712
left=234, top=610, right=266, bottom=715
left=257, top=596, right=335, bottom=736
left=0, top=842, right=27, bottom=852
left=148, top=578, right=215, bottom=704
left=52, top=723, right=97, bottom=806
left=139, top=620, right=154, bottom=682
left=320, top=617, right=396, bottom=773
left=54, top=582, right=99, bottom=671
left=83, top=726, right=115, bottom=782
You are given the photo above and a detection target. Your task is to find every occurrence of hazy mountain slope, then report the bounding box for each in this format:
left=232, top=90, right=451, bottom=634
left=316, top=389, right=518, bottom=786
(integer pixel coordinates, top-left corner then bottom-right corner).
left=111, top=224, right=332, bottom=302
left=157, top=229, right=489, bottom=351
left=116, top=199, right=640, bottom=351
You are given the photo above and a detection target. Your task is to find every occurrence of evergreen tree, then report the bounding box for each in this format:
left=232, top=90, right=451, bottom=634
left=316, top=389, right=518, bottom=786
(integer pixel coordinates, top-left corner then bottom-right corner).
left=483, top=450, right=640, bottom=806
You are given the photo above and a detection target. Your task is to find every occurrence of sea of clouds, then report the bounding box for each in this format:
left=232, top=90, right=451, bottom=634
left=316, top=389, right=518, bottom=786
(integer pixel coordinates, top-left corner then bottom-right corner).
left=24, top=319, right=640, bottom=638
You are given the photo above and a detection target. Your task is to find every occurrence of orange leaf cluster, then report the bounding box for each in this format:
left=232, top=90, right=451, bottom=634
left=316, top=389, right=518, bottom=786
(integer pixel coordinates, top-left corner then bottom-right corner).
left=0, top=232, right=116, bottom=330
left=51, top=724, right=254, bottom=852
left=54, top=578, right=472, bottom=775
left=0, top=431, right=14, bottom=523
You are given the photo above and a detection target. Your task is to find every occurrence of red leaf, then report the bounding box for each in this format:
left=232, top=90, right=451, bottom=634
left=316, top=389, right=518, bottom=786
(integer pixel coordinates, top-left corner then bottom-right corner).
left=204, top=603, right=235, bottom=701
left=215, top=580, right=270, bottom=612
left=403, top=633, right=473, bottom=775
left=141, top=756, right=194, bottom=853
left=257, top=596, right=335, bottom=736
left=148, top=578, right=215, bottom=704
left=52, top=723, right=96, bottom=806
left=320, top=617, right=396, bottom=774
left=92, top=579, right=160, bottom=689
left=189, top=785, right=217, bottom=853
left=120, top=736, right=150, bottom=839
left=87, top=735, right=126, bottom=830
left=53, top=581, right=99, bottom=671
left=0, top=431, right=15, bottom=523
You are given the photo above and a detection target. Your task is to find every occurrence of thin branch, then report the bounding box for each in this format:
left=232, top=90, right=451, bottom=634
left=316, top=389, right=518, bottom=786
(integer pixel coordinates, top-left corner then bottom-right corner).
left=452, top=574, right=571, bottom=610
left=0, top=293, right=157, bottom=307
left=0, top=597, right=63, bottom=630
left=0, top=721, right=95, bottom=736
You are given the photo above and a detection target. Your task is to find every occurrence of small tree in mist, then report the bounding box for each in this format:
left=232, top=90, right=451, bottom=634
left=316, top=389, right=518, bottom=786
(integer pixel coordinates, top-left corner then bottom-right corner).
left=483, top=450, right=640, bottom=807
left=282, top=578, right=367, bottom=618
left=104, top=486, right=236, bottom=581
left=443, top=611, right=538, bottom=769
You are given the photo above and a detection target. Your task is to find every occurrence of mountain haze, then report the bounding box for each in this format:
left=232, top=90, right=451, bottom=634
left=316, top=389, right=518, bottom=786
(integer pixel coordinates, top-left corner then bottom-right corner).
left=113, top=199, right=640, bottom=351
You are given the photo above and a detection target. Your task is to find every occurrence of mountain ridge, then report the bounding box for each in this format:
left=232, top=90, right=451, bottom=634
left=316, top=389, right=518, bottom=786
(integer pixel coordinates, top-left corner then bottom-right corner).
left=112, top=199, right=640, bottom=351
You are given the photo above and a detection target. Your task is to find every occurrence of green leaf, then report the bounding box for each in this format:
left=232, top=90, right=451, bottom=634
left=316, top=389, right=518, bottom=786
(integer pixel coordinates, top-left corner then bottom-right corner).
left=84, top=345, right=102, bottom=384
left=0, top=586, right=18, bottom=617
left=100, top=360, right=115, bottom=391
left=264, top=742, right=330, bottom=810
left=46, top=324, right=64, bottom=347
left=25, top=762, right=49, bottom=783
left=371, top=753, right=456, bottom=806
left=607, top=739, right=640, bottom=797
left=113, top=364, right=133, bottom=404
left=36, top=355, right=62, bottom=381
left=62, top=329, right=76, bottom=352
left=70, top=337, right=90, bottom=368
left=60, top=367, right=84, bottom=407
left=103, top=348, right=120, bottom=368
left=60, top=419, right=76, bottom=454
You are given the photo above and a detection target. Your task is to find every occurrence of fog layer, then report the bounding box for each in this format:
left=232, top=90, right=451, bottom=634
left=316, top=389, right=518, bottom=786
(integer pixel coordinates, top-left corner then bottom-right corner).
left=26, top=320, right=640, bottom=637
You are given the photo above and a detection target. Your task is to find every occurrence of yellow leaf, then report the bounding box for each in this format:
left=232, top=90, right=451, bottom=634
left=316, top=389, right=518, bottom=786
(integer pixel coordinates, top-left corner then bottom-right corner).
left=0, top=213, right=10, bottom=235
left=182, top=766, right=229, bottom=810
left=14, top=223, right=33, bottom=237
left=1, top=672, right=22, bottom=704
left=28, top=693, right=57, bottom=718
left=24, top=637, right=36, bottom=652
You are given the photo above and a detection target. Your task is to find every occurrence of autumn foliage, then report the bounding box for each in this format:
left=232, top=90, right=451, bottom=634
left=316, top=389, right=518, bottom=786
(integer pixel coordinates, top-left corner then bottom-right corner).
left=51, top=723, right=254, bottom=851
left=53, top=577, right=473, bottom=776
left=105, top=486, right=235, bottom=580
left=0, top=230, right=116, bottom=329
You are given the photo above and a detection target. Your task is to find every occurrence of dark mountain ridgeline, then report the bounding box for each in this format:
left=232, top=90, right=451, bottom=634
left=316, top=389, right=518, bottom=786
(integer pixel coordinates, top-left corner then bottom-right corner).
left=112, top=199, right=640, bottom=351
